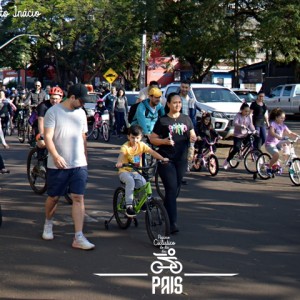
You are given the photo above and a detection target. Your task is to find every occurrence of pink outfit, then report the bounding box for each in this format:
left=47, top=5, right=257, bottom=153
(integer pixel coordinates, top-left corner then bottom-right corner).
left=233, top=113, right=255, bottom=138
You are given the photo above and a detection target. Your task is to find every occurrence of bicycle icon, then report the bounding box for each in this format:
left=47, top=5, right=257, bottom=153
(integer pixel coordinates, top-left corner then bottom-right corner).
left=150, top=248, right=183, bottom=274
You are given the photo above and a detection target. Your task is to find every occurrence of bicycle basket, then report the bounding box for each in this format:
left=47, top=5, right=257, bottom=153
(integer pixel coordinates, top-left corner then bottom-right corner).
left=102, top=113, right=109, bottom=121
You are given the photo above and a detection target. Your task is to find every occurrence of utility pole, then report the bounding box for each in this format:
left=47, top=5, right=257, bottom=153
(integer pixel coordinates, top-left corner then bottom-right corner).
left=139, top=33, right=147, bottom=90
left=0, top=34, right=39, bottom=50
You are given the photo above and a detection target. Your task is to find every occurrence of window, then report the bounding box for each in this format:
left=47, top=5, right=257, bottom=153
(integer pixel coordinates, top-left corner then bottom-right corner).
left=270, top=86, right=283, bottom=98
left=282, top=86, right=292, bottom=97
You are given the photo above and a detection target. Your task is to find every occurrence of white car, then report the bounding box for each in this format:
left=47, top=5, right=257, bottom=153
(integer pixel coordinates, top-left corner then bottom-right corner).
left=163, top=83, right=243, bottom=139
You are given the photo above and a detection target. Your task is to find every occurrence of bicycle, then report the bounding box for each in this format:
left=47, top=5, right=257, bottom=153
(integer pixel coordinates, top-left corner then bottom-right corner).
left=256, top=137, right=300, bottom=186
left=228, top=129, right=262, bottom=174
left=87, top=110, right=110, bottom=142
left=105, top=161, right=170, bottom=245
left=16, top=106, right=29, bottom=143
left=191, top=137, right=220, bottom=176
left=27, top=146, right=73, bottom=203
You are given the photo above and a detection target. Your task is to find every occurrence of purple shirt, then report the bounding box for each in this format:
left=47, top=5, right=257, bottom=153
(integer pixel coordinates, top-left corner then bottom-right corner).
left=233, top=113, right=255, bottom=138
left=265, top=121, right=288, bottom=146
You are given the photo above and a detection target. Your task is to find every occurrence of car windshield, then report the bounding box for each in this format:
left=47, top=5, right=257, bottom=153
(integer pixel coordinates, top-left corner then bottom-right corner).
left=85, top=94, right=99, bottom=103
left=193, top=88, right=241, bottom=103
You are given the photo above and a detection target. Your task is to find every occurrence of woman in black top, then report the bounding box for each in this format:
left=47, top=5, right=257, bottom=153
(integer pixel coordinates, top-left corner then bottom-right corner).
left=150, top=93, right=197, bottom=234
left=250, top=92, right=270, bottom=150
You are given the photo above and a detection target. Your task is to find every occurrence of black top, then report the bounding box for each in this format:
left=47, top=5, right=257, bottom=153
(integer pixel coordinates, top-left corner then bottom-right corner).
left=250, top=101, right=267, bottom=127
left=37, top=100, right=52, bottom=118
left=197, top=122, right=218, bottom=141
left=152, top=113, right=194, bottom=161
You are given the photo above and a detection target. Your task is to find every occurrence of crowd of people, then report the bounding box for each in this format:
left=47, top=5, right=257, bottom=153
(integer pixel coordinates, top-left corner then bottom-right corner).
left=1, top=79, right=299, bottom=251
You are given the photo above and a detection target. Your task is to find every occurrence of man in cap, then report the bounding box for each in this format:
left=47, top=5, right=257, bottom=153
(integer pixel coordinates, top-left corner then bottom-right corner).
left=131, top=87, right=165, bottom=138
left=42, top=83, right=95, bottom=250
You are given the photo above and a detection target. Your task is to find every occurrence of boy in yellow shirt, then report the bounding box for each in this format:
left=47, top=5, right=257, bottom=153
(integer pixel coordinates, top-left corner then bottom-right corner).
left=116, top=125, right=168, bottom=217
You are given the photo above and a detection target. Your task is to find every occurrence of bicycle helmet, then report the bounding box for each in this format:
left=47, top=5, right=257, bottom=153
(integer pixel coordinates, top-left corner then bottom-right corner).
left=97, top=98, right=104, bottom=103
left=49, top=87, right=63, bottom=97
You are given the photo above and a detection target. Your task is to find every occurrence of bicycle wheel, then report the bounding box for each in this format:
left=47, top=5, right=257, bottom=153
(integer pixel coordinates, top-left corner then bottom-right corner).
left=92, top=124, right=99, bottom=140
left=244, top=149, right=262, bottom=174
left=87, top=122, right=96, bottom=139
left=113, top=187, right=132, bottom=229
left=145, top=197, right=170, bottom=245
left=289, top=158, right=300, bottom=186
left=102, top=122, right=110, bottom=142
left=228, top=147, right=239, bottom=168
left=18, top=124, right=25, bottom=143
left=256, top=153, right=271, bottom=180
left=207, top=154, right=219, bottom=176
left=27, top=148, right=47, bottom=194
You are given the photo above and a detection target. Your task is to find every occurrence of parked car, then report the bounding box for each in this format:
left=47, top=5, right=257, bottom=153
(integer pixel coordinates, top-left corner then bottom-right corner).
left=162, top=83, right=243, bottom=139
left=231, top=88, right=257, bottom=103
left=264, top=84, right=300, bottom=114
left=84, top=92, right=101, bottom=123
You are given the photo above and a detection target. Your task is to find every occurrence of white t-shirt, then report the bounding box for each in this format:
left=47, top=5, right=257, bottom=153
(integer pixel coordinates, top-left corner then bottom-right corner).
left=44, top=103, right=88, bottom=169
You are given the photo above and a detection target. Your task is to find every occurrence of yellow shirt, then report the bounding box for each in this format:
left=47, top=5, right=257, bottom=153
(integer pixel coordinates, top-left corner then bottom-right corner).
left=118, top=141, right=151, bottom=173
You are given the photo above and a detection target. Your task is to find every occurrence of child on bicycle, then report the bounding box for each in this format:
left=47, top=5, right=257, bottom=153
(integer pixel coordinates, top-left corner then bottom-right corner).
left=195, top=113, right=221, bottom=155
left=116, top=124, right=169, bottom=218
left=94, top=98, right=107, bottom=123
left=265, top=108, right=299, bottom=175
left=223, top=102, right=255, bottom=170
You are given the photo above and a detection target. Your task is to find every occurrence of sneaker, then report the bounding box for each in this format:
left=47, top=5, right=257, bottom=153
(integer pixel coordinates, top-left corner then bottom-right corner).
left=223, top=160, right=229, bottom=170
left=72, top=235, right=95, bottom=250
left=266, top=168, right=273, bottom=176
left=42, top=224, right=54, bottom=240
left=125, top=205, right=136, bottom=218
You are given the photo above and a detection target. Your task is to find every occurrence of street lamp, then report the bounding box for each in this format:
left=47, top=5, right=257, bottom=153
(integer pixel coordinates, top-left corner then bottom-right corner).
left=0, top=34, right=39, bottom=50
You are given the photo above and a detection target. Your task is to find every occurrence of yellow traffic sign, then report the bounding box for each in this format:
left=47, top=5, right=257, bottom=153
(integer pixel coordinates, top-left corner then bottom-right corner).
left=103, top=68, right=118, bottom=84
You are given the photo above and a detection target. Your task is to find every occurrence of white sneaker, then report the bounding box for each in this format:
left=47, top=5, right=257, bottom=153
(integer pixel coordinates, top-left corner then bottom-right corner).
left=42, top=224, right=54, bottom=240
left=223, top=160, right=229, bottom=170
left=72, top=235, right=95, bottom=250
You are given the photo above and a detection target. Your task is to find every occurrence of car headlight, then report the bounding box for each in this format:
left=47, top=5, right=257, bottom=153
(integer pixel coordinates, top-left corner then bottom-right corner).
left=211, top=111, right=226, bottom=118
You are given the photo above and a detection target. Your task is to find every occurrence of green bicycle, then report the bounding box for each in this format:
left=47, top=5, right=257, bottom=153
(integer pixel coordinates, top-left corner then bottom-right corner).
left=105, top=162, right=170, bottom=245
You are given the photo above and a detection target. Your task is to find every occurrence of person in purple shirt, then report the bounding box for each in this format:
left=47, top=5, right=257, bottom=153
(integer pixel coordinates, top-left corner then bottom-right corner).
left=265, top=108, right=299, bottom=175
left=223, top=103, right=255, bottom=170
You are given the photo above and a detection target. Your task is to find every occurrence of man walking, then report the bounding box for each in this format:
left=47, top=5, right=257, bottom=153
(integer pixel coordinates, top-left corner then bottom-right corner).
left=42, top=83, right=95, bottom=250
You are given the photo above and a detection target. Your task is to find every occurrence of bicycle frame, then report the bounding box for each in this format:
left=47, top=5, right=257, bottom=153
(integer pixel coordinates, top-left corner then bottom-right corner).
left=198, top=137, right=218, bottom=165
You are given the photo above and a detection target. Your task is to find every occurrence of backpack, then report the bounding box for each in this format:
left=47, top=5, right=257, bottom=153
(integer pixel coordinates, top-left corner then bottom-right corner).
left=127, top=100, right=163, bottom=124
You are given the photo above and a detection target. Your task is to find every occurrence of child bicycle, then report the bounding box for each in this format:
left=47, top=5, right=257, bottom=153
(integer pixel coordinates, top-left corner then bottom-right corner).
left=228, top=128, right=262, bottom=174
left=105, top=161, right=171, bottom=245
left=256, top=136, right=300, bottom=185
left=191, top=137, right=220, bottom=176
left=87, top=110, right=110, bottom=142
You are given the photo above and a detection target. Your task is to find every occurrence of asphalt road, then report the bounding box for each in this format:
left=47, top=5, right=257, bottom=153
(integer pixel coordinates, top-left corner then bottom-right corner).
left=0, top=117, right=300, bottom=300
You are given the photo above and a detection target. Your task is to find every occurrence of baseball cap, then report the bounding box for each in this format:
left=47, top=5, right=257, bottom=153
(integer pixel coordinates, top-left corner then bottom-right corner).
left=68, top=83, right=89, bottom=103
left=149, top=87, right=162, bottom=97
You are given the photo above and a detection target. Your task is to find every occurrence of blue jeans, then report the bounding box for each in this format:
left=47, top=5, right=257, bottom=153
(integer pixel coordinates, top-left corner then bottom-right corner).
left=254, top=125, right=267, bottom=150
left=114, top=111, right=125, bottom=135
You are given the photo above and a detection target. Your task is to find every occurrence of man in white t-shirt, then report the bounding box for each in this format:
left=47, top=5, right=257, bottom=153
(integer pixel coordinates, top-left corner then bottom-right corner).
left=42, top=83, right=95, bottom=250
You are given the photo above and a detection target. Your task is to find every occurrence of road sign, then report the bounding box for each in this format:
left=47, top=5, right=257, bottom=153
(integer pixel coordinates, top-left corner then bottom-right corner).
left=103, top=68, right=118, bottom=84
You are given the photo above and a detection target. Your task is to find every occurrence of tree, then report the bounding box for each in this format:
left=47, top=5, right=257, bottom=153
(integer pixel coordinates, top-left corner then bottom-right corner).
left=1, top=0, right=143, bottom=87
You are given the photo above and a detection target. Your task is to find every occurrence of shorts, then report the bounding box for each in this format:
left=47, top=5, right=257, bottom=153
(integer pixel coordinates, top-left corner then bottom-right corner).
left=47, top=167, right=88, bottom=197
left=265, top=144, right=282, bottom=155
